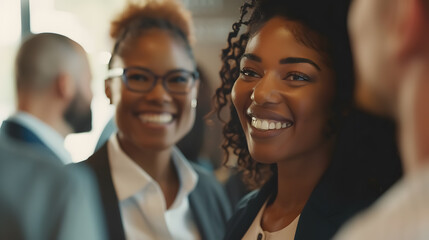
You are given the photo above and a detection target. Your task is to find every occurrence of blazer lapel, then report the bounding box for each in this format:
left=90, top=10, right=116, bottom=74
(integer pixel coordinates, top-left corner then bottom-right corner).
left=81, top=144, right=126, bottom=240
left=223, top=177, right=276, bottom=240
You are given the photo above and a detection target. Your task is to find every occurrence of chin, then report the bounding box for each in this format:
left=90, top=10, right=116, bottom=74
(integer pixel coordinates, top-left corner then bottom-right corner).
left=250, top=150, right=283, bottom=165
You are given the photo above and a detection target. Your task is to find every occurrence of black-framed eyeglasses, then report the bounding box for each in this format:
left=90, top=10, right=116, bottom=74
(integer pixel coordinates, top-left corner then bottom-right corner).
left=107, top=67, right=199, bottom=94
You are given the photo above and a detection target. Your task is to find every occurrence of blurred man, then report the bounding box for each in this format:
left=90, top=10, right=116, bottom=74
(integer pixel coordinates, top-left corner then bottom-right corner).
left=335, top=0, right=429, bottom=239
left=0, top=134, right=106, bottom=240
left=0, top=33, right=93, bottom=164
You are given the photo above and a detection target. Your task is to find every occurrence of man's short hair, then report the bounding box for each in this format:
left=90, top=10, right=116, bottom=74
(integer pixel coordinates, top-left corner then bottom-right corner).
left=15, top=33, right=84, bottom=92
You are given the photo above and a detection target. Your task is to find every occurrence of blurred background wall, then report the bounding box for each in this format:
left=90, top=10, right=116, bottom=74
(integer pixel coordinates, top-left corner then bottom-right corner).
left=0, top=0, right=242, bottom=162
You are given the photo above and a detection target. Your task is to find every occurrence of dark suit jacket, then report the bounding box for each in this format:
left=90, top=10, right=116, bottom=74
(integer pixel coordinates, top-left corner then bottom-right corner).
left=0, top=135, right=107, bottom=240
left=224, top=172, right=384, bottom=240
left=76, top=143, right=232, bottom=240
left=223, top=110, right=403, bottom=240
left=0, top=119, right=58, bottom=163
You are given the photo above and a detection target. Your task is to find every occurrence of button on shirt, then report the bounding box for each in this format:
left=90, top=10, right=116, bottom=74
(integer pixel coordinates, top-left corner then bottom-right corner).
left=243, top=201, right=300, bottom=240
left=107, top=135, right=201, bottom=240
left=7, top=112, right=72, bottom=164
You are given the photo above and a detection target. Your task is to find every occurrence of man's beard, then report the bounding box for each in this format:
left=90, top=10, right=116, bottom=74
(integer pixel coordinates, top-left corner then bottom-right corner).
left=63, top=91, right=92, bottom=133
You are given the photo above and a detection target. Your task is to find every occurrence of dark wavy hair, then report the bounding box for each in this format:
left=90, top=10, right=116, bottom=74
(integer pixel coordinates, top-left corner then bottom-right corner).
left=214, top=0, right=354, bottom=188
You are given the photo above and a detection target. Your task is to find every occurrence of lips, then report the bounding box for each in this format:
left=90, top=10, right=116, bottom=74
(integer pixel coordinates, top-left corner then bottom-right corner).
left=251, top=116, right=293, bottom=130
left=138, top=113, right=174, bottom=124
left=247, top=108, right=294, bottom=132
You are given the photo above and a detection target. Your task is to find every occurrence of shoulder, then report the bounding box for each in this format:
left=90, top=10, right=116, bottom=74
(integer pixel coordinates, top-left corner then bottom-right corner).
left=234, top=189, right=260, bottom=211
left=74, top=143, right=109, bottom=171
left=190, top=162, right=229, bottom=201
left=223, top=185, right=271, bottom=240
left=188, top=162, right=232, bottom=219
left=190, top=162, right=217, bottom=183
left=0, top=142, right=106, bottom=239
left=334, top=170, right=429, bottom=240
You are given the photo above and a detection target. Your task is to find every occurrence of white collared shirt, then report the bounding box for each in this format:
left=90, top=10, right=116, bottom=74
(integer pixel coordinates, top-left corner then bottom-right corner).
left=334, top=166, right=429, bottom=240
left=243, top=201, right=300, bottom=240
left=107, top=134, right=201, bottom=240
left=8, top=111, right=72, bottom=164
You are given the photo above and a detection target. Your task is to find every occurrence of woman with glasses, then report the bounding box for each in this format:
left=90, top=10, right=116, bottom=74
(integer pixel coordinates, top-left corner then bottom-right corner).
left=77, top=1, right=231, bottom=239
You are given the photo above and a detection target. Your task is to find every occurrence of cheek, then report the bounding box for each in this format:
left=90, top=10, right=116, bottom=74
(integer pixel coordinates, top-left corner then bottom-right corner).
left=294, top=88, right=334, bottom=132
left=231, top=80, right=251, bottom=114
left=114, top=86, right=136, bottom=129
left=179, top=90, right=197, bottom=130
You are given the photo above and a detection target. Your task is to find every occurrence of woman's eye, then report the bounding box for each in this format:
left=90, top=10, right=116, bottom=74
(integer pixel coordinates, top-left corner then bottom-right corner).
left=240, top=69, right=261, bottom=80
left=285, top=72, right=311, bottom=82
left=128, top=74, right=149, bottom=82
left=168, top=76, right=188, bottom=84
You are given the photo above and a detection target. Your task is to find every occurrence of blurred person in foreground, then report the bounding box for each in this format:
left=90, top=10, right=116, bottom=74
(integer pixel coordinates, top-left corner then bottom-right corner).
left=76, top=1, right=231, bottom=239
left=334, top=0, right=429, bottom=239
left=0, top=32, right=93, bottom=164
left=0, top=133, right=106, bottom=240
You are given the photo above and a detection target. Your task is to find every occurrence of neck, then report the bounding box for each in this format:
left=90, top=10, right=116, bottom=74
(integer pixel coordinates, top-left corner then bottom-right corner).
left=18, top=96, right=72, bottom=138
left=274, top=138, right=335, bottom=211
left=260, top=138, right=334, bottom=232
left=116, top=134, right=176, bottom=182
left=398, top=59, right=429, bottom=173
left=116, top=134, right=179, bottom=209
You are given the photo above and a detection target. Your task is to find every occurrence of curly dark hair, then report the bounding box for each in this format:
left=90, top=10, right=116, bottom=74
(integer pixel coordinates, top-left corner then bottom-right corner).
left=214, top=0, right=354, bottom=189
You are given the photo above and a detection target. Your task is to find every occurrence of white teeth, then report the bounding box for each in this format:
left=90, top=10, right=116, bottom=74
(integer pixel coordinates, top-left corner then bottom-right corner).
left=261, top=120, right=269, bottom=130
left=251, top=117, right=292, bottom=131
left=139, top=113, right=173, bottom=124
left=256, top=119, right=262, bottom=129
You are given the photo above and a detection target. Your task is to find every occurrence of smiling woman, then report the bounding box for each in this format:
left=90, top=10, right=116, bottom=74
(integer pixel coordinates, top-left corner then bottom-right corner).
left=215, top=0, right=402, bottom=239
left=75, top=1, right=231, bottom=240
left=233, top=17, right=336, bottom=167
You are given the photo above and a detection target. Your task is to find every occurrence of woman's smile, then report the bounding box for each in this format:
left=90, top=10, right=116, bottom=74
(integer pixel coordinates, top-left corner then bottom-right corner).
left=246, top=107, right=294, bottom=139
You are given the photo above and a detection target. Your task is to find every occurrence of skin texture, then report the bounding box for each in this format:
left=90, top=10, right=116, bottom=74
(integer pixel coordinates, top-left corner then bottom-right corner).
left=349, top=0, right=429, bottom=172
left=105, top=28, right=198, bottom=208
left=232, top=17, right=336, bottom=231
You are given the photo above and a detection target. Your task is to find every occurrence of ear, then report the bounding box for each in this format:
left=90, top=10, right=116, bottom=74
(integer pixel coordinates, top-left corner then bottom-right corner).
left=105, top=78, right=113, bottom=105
left=55, top=72, right=75, bottom=101
left=396, top=0, right=426, bottom=60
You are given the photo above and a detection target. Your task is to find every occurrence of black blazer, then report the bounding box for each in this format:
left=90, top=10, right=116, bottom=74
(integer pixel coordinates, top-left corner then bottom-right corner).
left=0, top=119, right=58, bottom=163
left=76, top=143, right=232, bottom=240
left=223, top=111, right=403, bottom=240
left=224, top=171, right=384, bottom=240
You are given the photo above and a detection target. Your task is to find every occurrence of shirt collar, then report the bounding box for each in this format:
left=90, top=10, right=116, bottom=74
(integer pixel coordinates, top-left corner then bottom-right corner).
left=9, top=111, right=72, bottom=164
left=107, top=134, right=198, bottom=206
left=170, top=146, right=198, bottom=209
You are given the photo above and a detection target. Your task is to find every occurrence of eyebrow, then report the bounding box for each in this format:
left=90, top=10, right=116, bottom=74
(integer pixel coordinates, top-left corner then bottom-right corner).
left=242, top=54, right=321, bottom=71
left=280, top=57, right=321, bottom=71
left=242, top=53, right=262, bottom=62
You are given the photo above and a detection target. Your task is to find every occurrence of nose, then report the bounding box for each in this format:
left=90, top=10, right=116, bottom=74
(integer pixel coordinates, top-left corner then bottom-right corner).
left=144, top=80, right=173, bottom=103
left=252, top=73, right=282, bottom=105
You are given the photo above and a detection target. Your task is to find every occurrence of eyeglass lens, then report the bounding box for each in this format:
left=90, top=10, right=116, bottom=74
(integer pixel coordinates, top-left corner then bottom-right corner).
left=125, top=68, right=194, bottom=93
